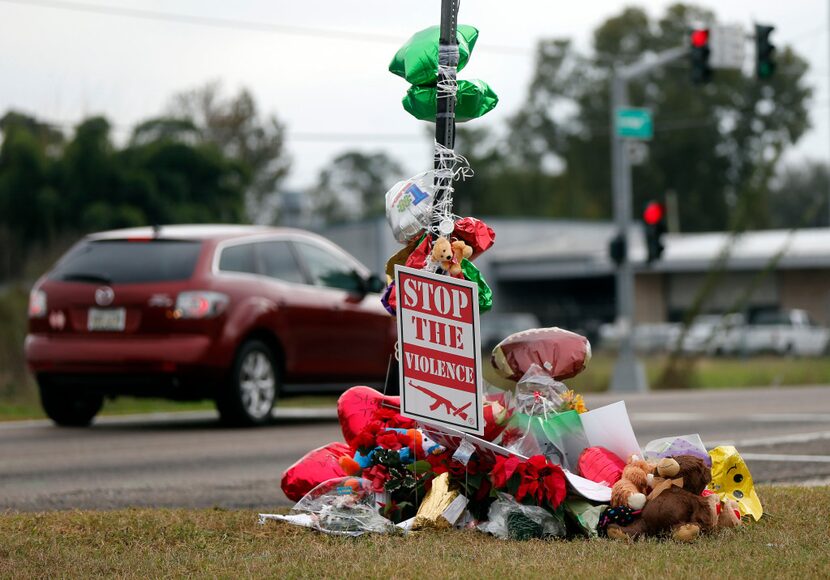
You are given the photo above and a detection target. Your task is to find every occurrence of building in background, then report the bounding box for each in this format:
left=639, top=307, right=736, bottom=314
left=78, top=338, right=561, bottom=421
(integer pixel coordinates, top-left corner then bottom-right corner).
left=319, top=219, right=830, bottom=344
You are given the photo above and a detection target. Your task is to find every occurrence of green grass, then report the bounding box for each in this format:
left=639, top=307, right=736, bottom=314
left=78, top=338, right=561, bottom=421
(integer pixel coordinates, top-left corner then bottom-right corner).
left=0, top=395, right=340, bottom=422
left=567, top=353, right=830, bottom=391
left=0, top=486, right=826, bottom=578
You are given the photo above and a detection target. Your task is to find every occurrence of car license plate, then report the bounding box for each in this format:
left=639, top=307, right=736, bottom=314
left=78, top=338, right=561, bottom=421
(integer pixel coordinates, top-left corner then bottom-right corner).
left=88, top=308, right=126, bottom=331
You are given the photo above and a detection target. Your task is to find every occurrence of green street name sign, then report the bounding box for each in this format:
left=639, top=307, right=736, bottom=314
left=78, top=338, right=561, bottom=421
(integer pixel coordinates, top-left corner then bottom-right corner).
left=615, top=108, right=653, bottom=140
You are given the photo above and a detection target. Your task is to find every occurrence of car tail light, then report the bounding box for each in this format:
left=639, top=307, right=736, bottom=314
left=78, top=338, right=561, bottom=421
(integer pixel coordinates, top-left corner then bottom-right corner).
left=28, top=289, right=47, bottom=318
left=174, top=291, right=229, bottom=319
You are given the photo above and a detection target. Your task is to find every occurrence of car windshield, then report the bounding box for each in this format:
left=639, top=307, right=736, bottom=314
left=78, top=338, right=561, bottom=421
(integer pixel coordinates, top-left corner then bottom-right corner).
left=49, top=239, right=203, bottom=284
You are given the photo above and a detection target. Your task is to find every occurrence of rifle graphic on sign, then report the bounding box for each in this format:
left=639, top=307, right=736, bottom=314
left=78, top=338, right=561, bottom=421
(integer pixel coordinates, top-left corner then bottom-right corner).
left=409, top=381, right=472, bottom=421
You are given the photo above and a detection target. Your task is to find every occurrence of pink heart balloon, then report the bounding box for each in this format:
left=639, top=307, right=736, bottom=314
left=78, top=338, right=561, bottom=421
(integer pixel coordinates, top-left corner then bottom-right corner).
left=280, top=441, right=352, bottom=502
left=337, top=386, right=400, bottom=448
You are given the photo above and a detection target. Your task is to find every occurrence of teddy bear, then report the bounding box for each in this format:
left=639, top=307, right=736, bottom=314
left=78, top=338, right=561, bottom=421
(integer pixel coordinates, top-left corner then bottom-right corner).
left=607, top=455, right=717, bottom=542
left=431, top=237, right=472, bottom=276
left=610, top=455, right=657, bottom=510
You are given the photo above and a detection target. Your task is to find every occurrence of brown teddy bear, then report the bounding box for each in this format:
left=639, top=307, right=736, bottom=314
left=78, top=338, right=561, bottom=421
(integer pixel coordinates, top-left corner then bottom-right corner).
left=610, top=455, right=656, bottom=510
left=431, top=237, right=472, bottom=276
left=607, top=455, right=716, bottom=542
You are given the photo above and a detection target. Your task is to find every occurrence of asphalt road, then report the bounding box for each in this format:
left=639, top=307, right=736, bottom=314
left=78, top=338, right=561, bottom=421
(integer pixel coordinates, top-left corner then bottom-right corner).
left=1, top=386, right=829, bottom=511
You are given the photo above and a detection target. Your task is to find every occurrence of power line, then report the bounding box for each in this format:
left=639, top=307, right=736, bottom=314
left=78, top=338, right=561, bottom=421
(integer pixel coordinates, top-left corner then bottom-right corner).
left=0, top=0, right=531, bottom=55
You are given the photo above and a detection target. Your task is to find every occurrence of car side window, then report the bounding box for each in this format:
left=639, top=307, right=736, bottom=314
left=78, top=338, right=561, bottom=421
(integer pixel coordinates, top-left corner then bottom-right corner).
left=218, top=243, right=257, bottom=274
left=258, top=241, right=305, bottom=284
left=294, top=241, right=362, bottom=292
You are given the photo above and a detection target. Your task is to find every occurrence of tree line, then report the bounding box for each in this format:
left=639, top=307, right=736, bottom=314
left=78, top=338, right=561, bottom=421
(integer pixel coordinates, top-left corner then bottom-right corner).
left=0, top=3, right=824, bottom=282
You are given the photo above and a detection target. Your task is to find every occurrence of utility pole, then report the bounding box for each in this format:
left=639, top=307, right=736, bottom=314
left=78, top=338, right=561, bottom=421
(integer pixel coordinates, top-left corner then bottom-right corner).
left=609, top=46, right=686, bottom=393
left=431, top=0, right=459, bottom=233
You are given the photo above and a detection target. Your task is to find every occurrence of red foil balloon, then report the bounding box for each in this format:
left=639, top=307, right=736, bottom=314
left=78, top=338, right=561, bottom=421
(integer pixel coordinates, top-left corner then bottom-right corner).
left=280, top=441, right=352, bottom=501
left=453, top=217, right=496, bottom=257
left=337, top=386, right=401, bottom=448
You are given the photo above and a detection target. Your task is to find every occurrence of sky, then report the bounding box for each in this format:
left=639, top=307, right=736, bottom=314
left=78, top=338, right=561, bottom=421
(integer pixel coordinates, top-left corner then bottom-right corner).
left=0, top=0, right=827, bottom=193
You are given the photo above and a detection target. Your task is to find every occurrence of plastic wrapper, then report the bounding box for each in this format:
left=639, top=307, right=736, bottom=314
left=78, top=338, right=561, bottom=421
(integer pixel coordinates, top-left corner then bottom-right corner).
left=709, top=445, right=763, bottom=521
left=385, top=173, right=434, bottom=244
left=403, top=79, right=499, bottom=123
left=563, top=498, right=606, bottom=538
left=644, top=434, right=711, bottom=467
left=513, top=364, right=569, bottom=414
left=269, top=477, right=396, bottom=536
left=491, top=327, right=591, bottom=382
left=478, top=493, right=566, bottom=540
left=337, top=386, right=400, bottom=448
left=281, top=441, right=352, bottom=502
left=389, top=24, right=479, bottom=85
left=453, top=217, right=496, bottom=257
left=496, top=368, right=589, bottom=472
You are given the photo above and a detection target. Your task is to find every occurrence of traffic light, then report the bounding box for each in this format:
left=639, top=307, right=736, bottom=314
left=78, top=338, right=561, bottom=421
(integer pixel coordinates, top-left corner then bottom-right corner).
left=755, top=24, right=776, bottom=80
left=643, top=201, right=667, bottom=264
left=689, top=28, right=712, bottom=85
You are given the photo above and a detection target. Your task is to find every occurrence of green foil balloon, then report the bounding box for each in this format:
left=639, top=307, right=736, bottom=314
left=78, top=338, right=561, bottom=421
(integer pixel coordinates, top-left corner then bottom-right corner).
left=460, top=258, right=493, bottom=313
left=389, top=25, right=479, bottom=86
left=403, top=79, right=498, bottom=123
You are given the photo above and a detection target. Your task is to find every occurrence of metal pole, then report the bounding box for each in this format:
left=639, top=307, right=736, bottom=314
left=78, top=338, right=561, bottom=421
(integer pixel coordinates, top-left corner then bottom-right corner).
left=431, top=0, right=459, bottom=233
left=607, top=46, right=686, bottom=393
left=610, top=71, right=647, bottom=393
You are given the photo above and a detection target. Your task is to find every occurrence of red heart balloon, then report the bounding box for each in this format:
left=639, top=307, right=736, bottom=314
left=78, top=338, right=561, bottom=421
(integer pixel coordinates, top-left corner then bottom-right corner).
left=578, top=446, right=626, bottom=486
left=280, top=441, right=352, bottom=502
left=337, top=386, right=400, bottom=448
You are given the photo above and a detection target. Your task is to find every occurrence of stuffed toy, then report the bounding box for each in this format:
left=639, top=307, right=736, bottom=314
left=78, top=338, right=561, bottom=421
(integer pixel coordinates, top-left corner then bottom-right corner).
left=702, top=489, right=742, bottom=529
left=431, top=237, right=472, bottom=276
left=607, top=455, right=717, bottom=542
left=431, top=237, right=454, bottom=270
left=610, top=455, right=656, bottom=510
left=339, top=428, right=446, bottom=475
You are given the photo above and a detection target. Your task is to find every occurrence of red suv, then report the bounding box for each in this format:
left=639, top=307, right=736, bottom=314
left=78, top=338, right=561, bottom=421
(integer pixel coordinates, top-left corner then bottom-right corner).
left=25, top=225, right=395, bottom=426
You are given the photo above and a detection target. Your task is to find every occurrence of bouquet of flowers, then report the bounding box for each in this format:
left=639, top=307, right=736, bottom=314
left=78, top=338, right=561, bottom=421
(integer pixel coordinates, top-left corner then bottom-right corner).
left=490, top=454, right=567, bottom=511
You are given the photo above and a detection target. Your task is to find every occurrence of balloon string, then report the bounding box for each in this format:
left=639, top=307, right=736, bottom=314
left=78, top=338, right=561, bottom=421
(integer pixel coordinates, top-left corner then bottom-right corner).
left=428, top=141, right=473, bottom=239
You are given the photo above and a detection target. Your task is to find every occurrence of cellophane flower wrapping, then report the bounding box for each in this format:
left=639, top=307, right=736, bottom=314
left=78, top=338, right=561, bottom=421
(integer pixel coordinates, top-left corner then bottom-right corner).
left=291, top=477, right=396, bottom=535
left=478, top=492, right=566, bottom=540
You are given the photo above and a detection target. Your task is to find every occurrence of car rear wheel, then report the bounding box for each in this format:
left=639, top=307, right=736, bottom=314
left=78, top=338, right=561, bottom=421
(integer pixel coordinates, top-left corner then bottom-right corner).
left=38, top=378, right=104, bottom=427
left=217, top=340, right=279, bottom=426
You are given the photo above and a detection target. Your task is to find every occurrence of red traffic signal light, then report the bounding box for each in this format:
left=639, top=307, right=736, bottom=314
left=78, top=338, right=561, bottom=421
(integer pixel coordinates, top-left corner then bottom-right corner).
left=643, top=201, right=665, bottom=225
left=689, top=28, right=712, bottom=84
left=690, top=29, right=709, bottom=48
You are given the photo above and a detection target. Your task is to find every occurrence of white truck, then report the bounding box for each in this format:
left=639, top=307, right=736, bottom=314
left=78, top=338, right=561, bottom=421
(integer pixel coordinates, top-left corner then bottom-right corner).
left=743, top=309, right=830, bottom=356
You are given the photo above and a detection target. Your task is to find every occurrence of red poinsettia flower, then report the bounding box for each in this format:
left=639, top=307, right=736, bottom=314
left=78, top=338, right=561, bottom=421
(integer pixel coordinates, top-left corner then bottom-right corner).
left=490, top=454, right=567, bottom=510
left=491, top=455, right=523, bottom=489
